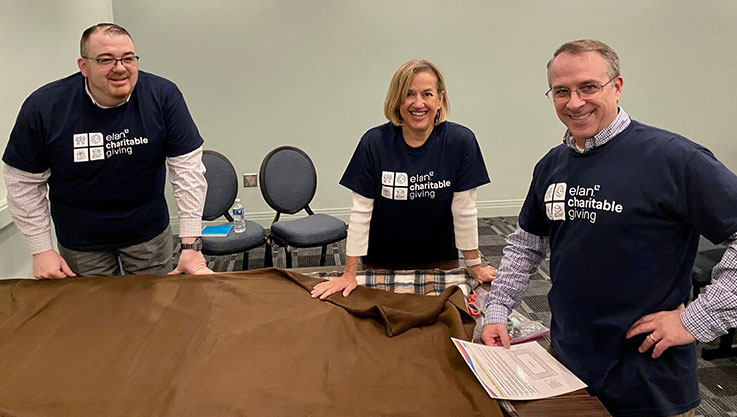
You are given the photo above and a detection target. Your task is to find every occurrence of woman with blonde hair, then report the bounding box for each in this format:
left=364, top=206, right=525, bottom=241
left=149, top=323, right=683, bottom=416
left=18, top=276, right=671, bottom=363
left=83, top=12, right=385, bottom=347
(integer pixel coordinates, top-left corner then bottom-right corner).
left=312, top=59, right=495, bottom=299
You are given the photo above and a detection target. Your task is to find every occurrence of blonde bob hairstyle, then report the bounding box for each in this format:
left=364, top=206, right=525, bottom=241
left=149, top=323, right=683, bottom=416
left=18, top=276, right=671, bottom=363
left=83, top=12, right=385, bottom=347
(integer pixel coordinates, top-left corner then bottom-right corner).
left=383, top=59, right=449, bottom=126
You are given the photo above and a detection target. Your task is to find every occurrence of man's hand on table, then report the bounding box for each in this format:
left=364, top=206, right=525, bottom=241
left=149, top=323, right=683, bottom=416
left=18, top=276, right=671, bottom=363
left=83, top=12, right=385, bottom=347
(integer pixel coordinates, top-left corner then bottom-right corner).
left=625, top=303, right=696, bottom=359
left=33, top=250, right=76, bottom=279
left=481, top=323, right=511, bottom=349
left=468, top=265, right=497, bottom=282
left=170, top=248, right=213, bottom=275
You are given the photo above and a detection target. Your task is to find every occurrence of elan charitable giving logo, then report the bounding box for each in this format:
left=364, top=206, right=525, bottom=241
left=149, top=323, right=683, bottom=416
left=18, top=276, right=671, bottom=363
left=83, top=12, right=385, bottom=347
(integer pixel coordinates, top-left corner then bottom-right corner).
left=381, top=170, right=451, bottom=201
left=544, top=182, right=624, bottom=224
left=72, top=128, right=149, bottom=162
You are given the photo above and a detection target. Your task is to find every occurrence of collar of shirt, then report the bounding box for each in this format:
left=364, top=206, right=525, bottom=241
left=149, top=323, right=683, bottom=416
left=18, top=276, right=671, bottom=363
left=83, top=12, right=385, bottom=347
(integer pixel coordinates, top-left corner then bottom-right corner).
left=563, top=108, right=631, bottom=153
left=84, top=78, right=130, bottom=109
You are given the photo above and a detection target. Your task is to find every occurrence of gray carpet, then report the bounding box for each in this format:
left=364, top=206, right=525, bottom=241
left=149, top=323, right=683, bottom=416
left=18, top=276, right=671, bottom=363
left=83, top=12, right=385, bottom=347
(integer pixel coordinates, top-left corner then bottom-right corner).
left=188, top=216, right=737, bottom=417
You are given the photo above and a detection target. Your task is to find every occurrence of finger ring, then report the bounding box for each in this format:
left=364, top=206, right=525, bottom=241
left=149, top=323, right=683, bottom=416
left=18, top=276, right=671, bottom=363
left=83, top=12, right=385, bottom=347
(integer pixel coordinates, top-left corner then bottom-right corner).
left=648, top=334, right=657, bottom=343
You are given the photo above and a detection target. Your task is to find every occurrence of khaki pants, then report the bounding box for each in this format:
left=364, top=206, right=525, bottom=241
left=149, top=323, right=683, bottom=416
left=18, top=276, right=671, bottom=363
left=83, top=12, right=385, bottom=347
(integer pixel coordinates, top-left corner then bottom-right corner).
left=59, top=226, right=173, bottom=276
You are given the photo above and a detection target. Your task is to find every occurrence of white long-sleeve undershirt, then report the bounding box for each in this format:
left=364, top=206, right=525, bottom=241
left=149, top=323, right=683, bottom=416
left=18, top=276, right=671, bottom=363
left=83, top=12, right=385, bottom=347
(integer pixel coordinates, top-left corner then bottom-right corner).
left=3, top=146, right=207, bottom=253
left=344, top=189, right=480, bottom=257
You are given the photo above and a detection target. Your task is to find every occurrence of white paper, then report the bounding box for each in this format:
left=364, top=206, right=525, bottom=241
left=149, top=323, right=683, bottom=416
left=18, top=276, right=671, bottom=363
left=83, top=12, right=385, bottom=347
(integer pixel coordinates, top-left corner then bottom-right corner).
left=452, top=338, right=587, bottom=400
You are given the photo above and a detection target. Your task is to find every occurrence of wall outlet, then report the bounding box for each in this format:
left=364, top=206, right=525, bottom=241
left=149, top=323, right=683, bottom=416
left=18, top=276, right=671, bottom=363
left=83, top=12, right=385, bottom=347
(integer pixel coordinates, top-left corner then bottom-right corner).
left=243, top=173, right=258, bottom=188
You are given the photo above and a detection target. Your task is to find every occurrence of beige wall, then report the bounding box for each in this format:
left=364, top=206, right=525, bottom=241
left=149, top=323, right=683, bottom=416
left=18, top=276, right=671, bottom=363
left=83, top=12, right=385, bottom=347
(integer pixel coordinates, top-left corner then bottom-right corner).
left=111, top=0, right=737, bottom=225
left=0, top=0, right=113, bottom=278
left=2, top=0, right=736, bottom=277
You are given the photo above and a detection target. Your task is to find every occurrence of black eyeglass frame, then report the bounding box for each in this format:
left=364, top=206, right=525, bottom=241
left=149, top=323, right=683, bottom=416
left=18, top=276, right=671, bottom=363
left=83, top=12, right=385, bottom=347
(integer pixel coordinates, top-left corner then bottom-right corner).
left=82, top=55, right=140, bottom=67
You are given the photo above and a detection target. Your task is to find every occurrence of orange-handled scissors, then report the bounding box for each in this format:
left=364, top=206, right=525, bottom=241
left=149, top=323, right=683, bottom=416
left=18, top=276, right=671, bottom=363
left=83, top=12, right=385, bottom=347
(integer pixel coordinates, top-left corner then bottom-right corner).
left=466, top=289, right=481, bottom=317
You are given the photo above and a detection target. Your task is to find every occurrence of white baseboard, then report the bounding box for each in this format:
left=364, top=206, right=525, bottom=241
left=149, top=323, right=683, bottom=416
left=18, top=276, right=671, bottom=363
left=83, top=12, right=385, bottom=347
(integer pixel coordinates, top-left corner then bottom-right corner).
left=171, top=199, right=524, bottom=233
left=0, top=198, right=12, bottom=230
left=475, top=199, right=524, bottom=218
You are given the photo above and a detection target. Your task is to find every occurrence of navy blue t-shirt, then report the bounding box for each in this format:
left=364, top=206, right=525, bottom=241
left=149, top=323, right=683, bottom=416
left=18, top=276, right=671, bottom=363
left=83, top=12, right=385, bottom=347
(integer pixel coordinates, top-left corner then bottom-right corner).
left=519, top=120, right=737, bottom=416
left=340, top=122, right=490, bottom=266
left=3, top=71, right=203, bottom=250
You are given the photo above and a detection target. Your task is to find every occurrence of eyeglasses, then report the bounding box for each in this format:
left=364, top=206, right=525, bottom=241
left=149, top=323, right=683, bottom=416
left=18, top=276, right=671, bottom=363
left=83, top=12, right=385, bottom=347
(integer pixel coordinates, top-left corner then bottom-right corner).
left=83, top=55, right=140, bottom=68
left=545, top=75, right=618, bottom=103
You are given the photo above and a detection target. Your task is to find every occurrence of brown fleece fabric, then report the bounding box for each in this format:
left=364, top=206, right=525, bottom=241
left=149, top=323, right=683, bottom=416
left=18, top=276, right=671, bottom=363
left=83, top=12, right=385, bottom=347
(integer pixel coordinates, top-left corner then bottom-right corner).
left=0, top=268, right=501, bottom=417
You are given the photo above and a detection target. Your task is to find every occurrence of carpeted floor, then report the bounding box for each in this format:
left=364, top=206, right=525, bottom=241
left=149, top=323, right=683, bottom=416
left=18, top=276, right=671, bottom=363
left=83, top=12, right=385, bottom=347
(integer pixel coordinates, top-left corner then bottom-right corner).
left=192, top=216, right=737, bottom=417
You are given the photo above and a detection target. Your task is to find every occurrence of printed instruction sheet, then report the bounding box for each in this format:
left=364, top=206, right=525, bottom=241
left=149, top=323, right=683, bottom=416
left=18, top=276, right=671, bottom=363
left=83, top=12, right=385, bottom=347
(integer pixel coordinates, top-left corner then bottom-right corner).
left=452, top=338, right=587, bottom=400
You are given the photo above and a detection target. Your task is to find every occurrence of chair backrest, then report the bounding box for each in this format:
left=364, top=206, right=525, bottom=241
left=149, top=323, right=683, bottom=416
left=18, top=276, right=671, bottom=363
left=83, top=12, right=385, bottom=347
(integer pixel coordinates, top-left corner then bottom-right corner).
left=202, top=150, right=238, bottom=221
left=259, top=146, right=317, bottom=215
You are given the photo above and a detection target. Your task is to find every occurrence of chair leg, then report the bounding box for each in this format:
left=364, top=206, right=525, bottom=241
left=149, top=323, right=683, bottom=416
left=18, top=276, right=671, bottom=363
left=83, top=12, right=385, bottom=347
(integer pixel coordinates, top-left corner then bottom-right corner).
left=263, top=241, right=273, bottom=268
left=285, top=246, right=293, bottom=268
left=241, top=250, right=250, bottom=271
left=320, top=244, right=328, bottom=266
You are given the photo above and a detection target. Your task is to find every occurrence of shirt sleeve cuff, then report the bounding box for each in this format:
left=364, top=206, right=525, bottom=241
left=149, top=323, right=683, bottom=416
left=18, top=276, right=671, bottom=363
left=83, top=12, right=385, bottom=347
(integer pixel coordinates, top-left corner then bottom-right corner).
left=482, top=304, right=512, bottom=327
left=178, top=217, right=202, bottom=238
left=28, top=232, right=53, bottom=254
left=681, top=300, right=720, bottom=343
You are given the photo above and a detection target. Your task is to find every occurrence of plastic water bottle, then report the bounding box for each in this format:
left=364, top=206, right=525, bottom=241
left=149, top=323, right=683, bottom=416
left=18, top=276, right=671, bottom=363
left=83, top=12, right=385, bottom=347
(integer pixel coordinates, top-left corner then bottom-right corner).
left=232, top=198, right=246, bottom=233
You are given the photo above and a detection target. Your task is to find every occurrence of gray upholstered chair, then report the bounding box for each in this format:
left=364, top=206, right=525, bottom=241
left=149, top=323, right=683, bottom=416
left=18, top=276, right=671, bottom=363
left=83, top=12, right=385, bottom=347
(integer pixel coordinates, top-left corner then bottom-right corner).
left=201, top=150, right=271, bottom=270
left=259, top=146, right=347, bottom=268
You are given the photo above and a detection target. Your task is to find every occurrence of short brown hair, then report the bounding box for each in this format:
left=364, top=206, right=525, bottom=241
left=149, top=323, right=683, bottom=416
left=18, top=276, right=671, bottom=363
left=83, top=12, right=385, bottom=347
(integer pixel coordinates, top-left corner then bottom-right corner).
left=383, top=59, right=450, bottom=126
left=547, top=39, right=620, bottom=86
left=80, top=23, right=133, bottom=57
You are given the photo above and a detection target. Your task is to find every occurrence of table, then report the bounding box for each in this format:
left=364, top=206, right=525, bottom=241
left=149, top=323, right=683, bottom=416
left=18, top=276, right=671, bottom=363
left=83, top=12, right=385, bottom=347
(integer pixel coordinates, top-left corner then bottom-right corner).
left=0, top=268, right=503, bottom=417
left=299, top=262, right=612, bottom=417
left=500, top=390, right=611, bottom=417
left=0, top=264, right=609, bottom=416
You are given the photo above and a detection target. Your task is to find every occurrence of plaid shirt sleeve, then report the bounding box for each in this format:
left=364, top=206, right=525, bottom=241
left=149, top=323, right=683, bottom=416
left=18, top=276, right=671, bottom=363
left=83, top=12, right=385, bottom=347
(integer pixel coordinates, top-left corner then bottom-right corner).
left=482, top=224, right=547, bottom=326
left=682, top=232, right=737, bottom=342
left=3, top=163, right=53, bottom=254
left=166, top=146, right=207, bottom=238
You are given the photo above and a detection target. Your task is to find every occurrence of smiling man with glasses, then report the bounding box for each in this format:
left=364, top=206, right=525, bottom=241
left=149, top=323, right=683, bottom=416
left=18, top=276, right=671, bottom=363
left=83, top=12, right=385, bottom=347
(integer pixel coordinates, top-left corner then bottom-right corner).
left=2, top=23, right=212, bottom=278
left=79, top=27, right=140, bottom=108
left=482, top=39, right=737, bottom=417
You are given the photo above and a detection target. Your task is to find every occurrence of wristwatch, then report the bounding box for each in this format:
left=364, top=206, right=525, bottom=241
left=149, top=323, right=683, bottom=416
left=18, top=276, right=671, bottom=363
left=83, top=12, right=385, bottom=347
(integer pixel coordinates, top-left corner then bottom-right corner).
left=180, top=237, right=203, bottom=252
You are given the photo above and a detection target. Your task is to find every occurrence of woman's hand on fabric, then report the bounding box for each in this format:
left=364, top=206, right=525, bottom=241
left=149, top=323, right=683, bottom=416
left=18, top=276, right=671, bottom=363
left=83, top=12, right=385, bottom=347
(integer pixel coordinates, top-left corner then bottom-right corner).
left=468, top=265, right=497, bottom=282
left=311, top=273, right=358, bottom=300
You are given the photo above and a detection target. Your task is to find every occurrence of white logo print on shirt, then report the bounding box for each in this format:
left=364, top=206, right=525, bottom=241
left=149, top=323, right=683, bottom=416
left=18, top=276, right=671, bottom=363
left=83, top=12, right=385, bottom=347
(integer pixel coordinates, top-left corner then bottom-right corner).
left=72, top=132, right=103, bottom=162
left=382, top=170, right=407, bottom=200
left=380, top=170, right=450, bottom=201
left=72, top=129, right=150, bottom=163
left=544, top=182, right=624, bottom=224
left=545, top=183, right=567, bottom=221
